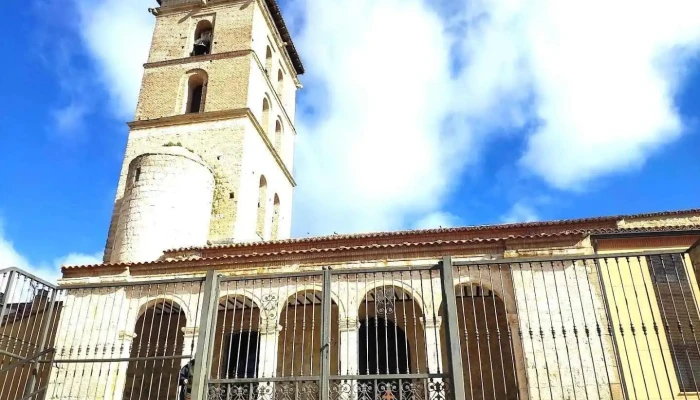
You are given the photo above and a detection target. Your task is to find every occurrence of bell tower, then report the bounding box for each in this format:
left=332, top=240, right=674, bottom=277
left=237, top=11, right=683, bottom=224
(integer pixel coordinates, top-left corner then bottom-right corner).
left=103, top=0, right=303, bottom=263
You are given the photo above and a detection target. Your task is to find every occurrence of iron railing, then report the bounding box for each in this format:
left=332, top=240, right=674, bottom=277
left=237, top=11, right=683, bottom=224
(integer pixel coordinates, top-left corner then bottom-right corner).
left=1, top=250, right=700, bottom=400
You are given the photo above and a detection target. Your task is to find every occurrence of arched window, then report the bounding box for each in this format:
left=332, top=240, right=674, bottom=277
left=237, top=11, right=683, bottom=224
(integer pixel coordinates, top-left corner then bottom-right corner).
left=256, top=175, right=267, bottom=239
left=265, top=46, right=272, bottom=78
left=274, top=120, right=283, bottom=153
left=123, top=300, right=186, bottom=399
left=186, top=73, right=207, bottom=113
left=271, top=194, right=280, bottom=240
left=192, top=20, right=213, bottom=56
left=277, top=70, right=284, bottom=98
left=261, top=97, right=270, bottom=137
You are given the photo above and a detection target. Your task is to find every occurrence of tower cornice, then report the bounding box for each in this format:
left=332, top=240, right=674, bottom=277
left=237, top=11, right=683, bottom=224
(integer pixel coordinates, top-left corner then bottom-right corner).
left=143, top=50, right=299, bottom=135
left=127, top=108, right=297, bottom=187
left=155, top=0, right=304, bottom=76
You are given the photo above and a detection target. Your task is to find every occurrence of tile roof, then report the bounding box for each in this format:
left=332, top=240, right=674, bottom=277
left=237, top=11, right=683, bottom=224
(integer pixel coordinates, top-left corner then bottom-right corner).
left=61, top=221, right=700, bottom=272
left=171, top=208, right=700, bottom=252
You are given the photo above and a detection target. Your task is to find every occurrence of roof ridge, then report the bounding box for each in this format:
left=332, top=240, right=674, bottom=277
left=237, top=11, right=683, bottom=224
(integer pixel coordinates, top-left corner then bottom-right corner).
left=168, top=208, right=700, bottom=252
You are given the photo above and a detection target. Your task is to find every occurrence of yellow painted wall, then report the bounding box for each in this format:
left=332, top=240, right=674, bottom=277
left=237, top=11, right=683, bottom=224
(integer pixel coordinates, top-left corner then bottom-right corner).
left=598, top=246, right=700, bottom=399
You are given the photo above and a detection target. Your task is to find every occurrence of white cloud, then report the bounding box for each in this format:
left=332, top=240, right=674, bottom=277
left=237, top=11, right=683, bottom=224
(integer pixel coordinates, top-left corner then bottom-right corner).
left=72, top=0, right=156, bottom=118
left=454, top=0, right=700, bottom=189
left=51, top=102, right=89, bottom=134
left=0, top=221, right=100, bottom=284
left=500, top=202, right=540, bottom=224
left=56, top=0, right=700, bottom=238
left=290, top=0, right=472, bottom=235
left=413, top=211, right=462, bottom=229
left=54, top=252, right=103, bottom=268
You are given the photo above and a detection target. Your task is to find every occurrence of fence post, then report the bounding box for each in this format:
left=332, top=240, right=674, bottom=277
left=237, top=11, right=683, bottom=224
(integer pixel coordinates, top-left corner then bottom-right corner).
left=320, top=267, right=332, bottom=400
left=0, top=270, right=17, bottom=323
left=191, top=270, right=220, bottom=400
left=439, top=256, right=466, bottom=400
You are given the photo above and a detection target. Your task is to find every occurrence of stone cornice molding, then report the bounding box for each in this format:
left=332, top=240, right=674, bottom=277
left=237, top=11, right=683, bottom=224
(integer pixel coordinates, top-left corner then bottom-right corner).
left=338, top=317, right=360, bottom=332
left=258, top=321, right=283, bottom=335
left=127, top=109, right=295, bottom=187
left=420, top=316, right=442, bottom=329
left=182, top=326, right=199, bottom=337
left=118, top=330, right=138, bottom=341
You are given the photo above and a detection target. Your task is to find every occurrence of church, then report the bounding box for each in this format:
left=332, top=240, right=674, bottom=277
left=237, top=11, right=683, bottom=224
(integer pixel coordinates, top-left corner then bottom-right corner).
left=1, top=0, right=700, bottom=399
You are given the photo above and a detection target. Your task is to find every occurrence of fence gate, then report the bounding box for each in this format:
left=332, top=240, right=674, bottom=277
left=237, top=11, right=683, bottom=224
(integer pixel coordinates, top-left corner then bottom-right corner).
left=0, top=268, right=60, bottom=400
left=205, top=261, right=464, bottom=400
left=1, top=268, right=208, bottom=400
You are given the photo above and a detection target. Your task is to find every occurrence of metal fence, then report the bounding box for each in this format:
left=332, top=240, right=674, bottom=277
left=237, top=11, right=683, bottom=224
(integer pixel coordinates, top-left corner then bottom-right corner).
left=2, top=250, right=700, bottom=400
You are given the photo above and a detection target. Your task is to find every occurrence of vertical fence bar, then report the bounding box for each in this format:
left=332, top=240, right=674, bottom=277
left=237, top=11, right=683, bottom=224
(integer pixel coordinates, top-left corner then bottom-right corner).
left=440, top=256, right=466, bottom=400
left=192, top=270, right=220, bottom=400
left=320, top=267, right=332, bottom=400
left=23, top=286, right=58, bottom=397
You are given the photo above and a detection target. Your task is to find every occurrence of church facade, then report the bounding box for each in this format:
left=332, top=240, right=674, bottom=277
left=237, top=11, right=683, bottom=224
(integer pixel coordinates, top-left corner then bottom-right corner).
left=2, top=1, right=700, bottom=400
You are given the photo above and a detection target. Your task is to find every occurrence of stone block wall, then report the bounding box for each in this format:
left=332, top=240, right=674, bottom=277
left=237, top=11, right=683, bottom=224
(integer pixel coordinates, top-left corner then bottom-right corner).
left=511, top=260, right=622, bottom=400
left=111, top=147, right=215, bottom=263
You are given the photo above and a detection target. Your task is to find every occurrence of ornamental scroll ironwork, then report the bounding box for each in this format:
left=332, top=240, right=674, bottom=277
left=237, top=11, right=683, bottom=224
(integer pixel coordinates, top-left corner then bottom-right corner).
left=374, top=286, right=396, bottom=317
left=208, top=381, right=319, bottom=400
left=329, top=378, right=447, bottom=400
left=260, top=293, right=279, bottom=319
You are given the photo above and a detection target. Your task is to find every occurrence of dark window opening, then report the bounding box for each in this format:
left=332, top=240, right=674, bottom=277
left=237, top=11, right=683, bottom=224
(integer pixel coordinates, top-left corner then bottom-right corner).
left=219, top=331, right=260, bottom=397
left=223, top=331, right=260, bottom=379
left=359, top=317, right=410, bottom=375
left=135, top=167, right=141, bottom=182
left=192, top=21, right=213, bottom=56
left=358, top=317, right=410, bottom=398
left=229, top=192, right=234, bottom=199
left=189, top=84, right=203, bottom=113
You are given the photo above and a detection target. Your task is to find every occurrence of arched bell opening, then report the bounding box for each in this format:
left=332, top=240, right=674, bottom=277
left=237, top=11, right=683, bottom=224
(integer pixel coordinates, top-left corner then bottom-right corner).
left=192, top=20, right=213, bottom=56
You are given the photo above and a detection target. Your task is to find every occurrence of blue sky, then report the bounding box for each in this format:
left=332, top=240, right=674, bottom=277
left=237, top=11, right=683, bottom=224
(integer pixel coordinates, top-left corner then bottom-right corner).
left=1, top=0, right=699, bottom=281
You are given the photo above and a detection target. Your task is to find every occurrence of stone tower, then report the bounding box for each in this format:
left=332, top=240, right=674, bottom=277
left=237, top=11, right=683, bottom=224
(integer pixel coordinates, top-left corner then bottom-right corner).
left=103, top=0, right=303, bottom=263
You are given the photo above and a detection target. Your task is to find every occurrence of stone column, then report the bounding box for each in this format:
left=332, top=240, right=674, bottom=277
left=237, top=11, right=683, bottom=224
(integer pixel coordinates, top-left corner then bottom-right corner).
left=421, top=316, right=445, bottom=399
left=105, top=330, right=137, bottom=400
left=421, top=316, right=443, bottom=373
left=338, top=317, right=360, bottom=400
left=256, top=319, right=282, bottom=399
left=181, top=326, right=199, bottom=367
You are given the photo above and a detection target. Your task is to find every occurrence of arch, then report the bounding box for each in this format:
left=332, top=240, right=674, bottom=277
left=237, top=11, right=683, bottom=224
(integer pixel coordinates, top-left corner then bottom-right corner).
left=273, top=283, right=348, bottom=320
left=255, top=175, right=267, bottom=239
left=212, top=293, right=262, bottom=381
left=271, top=194, right=280, bottom=240
left=123, top=299, right=187, bottom=400
left=265, top=46, right=272, bottom=77
left=276, top=288, right=340, bottom=377
left=186, top=72, right=207, bottom=114
left=277, top=69, right=284, bottom=98
left=134, top=294, right=194, bottom=324
left=274, top=119, right=283, bottom=153
left=358, top=284, right=428, bottom=375
left=359, top=279, right=429, bottom=315
left=192, top=19, right=213, bottom=56
left=261, top=97, right=271, bottom=137
left=443, top=282, right=519, bottom=400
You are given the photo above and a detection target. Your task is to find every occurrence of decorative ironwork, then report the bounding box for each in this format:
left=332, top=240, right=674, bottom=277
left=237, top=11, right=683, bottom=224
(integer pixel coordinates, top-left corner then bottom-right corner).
left=261, top=293, right=279, bottom=311
left=329, top=379, right=444, bottom=400
left=374, top=286, right=395, bottom=317
left=4, top=250, right=700, bottom=400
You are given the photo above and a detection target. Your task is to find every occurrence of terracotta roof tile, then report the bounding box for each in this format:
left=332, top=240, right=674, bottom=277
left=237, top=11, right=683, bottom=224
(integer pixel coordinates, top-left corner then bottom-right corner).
left=60, top=209, right=700, bottom=273
left=171, top=208, right=700, bottom=252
